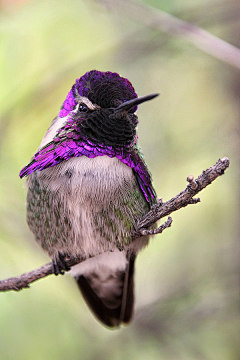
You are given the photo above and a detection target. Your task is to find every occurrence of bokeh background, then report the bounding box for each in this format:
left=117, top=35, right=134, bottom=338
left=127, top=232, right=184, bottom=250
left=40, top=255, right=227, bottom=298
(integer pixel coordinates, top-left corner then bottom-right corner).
left=0, top=0, right=239, bottom=359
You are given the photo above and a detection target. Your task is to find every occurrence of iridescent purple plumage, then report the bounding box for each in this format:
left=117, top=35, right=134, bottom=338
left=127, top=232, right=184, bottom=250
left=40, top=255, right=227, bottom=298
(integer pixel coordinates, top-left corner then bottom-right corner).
left=20, top=70, right=158, bottom=328
left=59, top=70, right=138, bottom=118
left=20, top=70, right=156, bottom=203
left=19, top=138, right=155, bottom=203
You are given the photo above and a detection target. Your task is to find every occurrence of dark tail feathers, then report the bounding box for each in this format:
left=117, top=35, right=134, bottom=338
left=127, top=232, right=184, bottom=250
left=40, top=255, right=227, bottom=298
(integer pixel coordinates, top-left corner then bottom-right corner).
left=75, top=256, right=135, bottom=328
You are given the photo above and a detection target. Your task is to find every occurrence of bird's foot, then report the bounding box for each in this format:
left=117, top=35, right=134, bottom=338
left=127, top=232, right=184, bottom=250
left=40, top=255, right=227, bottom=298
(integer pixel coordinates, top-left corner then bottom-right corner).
left=52, top=252, right=71, bottom=275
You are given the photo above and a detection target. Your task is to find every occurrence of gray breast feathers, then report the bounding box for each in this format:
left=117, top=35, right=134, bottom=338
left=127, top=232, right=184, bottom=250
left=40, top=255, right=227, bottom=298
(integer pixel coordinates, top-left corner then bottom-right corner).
left=26, top=156, right=149, bottom=259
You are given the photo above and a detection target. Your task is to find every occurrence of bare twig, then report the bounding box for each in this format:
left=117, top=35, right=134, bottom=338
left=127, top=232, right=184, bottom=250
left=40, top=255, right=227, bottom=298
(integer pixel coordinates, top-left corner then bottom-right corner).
left=0, top=157, right=229, bottom=292
left=0, top=257, right=86, bottom=292
left=96, top=0, right=240, bottom=70
left=137, top=216, right=173, bottom=236
left=133, top=157, right=229, bottom=236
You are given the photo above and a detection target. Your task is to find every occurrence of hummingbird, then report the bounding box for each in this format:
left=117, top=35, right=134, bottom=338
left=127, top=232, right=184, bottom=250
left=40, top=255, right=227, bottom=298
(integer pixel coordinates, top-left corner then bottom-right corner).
left=20, top=70, right=158, bottom=328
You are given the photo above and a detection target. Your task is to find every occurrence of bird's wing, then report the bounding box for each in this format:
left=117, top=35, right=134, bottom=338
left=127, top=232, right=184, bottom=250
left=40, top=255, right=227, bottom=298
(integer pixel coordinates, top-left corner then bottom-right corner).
left=116, top=143, right=157, bottom=206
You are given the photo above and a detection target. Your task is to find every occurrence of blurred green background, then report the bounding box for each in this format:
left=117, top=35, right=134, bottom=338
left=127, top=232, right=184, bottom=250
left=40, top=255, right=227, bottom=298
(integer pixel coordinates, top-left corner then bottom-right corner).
left=0, top=0, right=239, bottom=359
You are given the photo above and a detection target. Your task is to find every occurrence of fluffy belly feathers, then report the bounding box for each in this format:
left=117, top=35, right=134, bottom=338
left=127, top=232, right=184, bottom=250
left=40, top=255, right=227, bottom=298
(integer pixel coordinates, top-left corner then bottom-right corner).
left=26, top=156, right=149, bottom=259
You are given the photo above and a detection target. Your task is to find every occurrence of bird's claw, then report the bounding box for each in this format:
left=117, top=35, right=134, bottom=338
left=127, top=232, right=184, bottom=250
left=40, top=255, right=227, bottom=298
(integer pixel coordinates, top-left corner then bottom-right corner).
left=52, top=252, right=70, bottom=275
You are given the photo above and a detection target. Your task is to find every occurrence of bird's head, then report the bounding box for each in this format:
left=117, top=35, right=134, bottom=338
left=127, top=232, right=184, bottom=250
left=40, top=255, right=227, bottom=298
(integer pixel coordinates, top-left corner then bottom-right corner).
left=19, top=70, right=158, bottom=179
left=56, top=70, right=158, bottom=148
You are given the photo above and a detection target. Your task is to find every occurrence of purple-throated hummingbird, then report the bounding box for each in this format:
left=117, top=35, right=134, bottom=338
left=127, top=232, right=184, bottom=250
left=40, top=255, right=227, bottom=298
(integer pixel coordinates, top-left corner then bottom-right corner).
left=20, top=70, right=158, bottom=328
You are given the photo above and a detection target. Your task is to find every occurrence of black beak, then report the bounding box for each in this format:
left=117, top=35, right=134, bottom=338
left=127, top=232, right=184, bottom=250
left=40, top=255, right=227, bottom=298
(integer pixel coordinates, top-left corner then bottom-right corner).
left=114, top=93, right=159, bottom=113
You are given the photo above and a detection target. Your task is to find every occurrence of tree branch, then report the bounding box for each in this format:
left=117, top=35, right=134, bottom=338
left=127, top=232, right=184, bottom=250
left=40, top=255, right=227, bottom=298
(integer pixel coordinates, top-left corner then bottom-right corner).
left=133, top=157, right=229, bottom=236
left=0, top=157, right=229, bottom=292
left=96, top=0, right=240, bottom=70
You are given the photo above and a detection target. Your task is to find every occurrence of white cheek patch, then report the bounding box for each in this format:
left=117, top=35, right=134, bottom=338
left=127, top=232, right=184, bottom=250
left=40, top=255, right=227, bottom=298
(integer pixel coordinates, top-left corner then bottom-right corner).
left=39, top=96, right=101, bottom=151
left=39, top=115, right=69, bottom=149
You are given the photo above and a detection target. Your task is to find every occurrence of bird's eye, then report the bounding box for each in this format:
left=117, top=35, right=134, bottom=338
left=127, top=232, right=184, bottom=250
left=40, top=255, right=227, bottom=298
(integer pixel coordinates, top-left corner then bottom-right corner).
left=78, top=103, right=88, bottom=112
